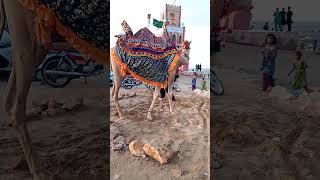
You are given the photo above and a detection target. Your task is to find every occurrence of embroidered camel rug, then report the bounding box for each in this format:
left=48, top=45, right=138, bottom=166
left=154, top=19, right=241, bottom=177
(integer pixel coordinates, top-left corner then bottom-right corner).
left=112, top=27, right=179, bottom=88
left=19, top=0, right=109, bottom=64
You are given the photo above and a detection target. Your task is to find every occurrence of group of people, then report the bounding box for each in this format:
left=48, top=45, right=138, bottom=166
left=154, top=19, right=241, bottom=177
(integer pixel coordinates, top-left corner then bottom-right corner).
left=263, top=7, right=293, bottom=32
left=195, top=64, right=202, bottom=71
left=191, top=72, right=207, bottom=92
left=260, top=33, right=313, bottom=95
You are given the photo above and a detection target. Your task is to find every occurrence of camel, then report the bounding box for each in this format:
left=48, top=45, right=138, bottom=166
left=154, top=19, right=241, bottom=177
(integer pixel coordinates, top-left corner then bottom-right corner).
left=0, top=0, right=108, bottom=179
left=110, top=29, right=191, bottom=120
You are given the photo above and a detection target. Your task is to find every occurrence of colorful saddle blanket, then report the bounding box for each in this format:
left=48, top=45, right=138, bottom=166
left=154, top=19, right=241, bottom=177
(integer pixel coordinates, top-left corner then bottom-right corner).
left=34, top=0, right=109, bottom=51
left=113, top=28, right=179, bottom=88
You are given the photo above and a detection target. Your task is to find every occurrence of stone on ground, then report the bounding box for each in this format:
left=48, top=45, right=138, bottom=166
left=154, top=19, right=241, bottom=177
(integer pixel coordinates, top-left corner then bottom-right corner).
left=111, top=135, right=126, bottom=151
left=129, top=140, right=146, bottom=157
left=31, top=99, right=48, bottom=110
left=62, top=96, right=84, bottom=111
left=143, top=138, right=181, bottom=165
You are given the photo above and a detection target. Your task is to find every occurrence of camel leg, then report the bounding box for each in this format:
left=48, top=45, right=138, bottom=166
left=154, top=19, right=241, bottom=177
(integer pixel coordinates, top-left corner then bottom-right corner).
left=3, top=1, right=47, bottom=179
left=111, top=82, right=115, bottom=98
left=167, top=83, right=175, bottom=114
left=113, top=77, right=124, bottom=118
left=147, top=86, right=160, bottom=120
left=110, top=56, right=124, bottom=118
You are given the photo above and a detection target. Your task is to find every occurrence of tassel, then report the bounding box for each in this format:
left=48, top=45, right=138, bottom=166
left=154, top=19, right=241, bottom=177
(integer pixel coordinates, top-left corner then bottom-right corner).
left=34, top=5, right=55, bottom=48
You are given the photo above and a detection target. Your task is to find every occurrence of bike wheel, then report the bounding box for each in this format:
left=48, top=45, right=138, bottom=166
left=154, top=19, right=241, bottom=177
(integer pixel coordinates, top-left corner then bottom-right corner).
left=211, top=71, right=224, bottom=95
left=121, top=78, right=134, bottom=89
left=145, top=84, right=155, bottom=92
left=32, top=69, right=43, bottom=81
left=41, top=57, right=72, bottom=88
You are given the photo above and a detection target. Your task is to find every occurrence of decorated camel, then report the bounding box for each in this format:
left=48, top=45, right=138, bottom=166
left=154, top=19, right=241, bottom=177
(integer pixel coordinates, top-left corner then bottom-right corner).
left=111, top=20, right=190, bottom=120
left=0, top=0, right=108, bottom=179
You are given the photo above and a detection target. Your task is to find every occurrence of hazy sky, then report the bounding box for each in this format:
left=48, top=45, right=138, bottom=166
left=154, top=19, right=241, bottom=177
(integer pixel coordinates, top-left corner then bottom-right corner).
left=252, top=0, right=320, bottom=22
left=111, top=0, right=210, bottom=68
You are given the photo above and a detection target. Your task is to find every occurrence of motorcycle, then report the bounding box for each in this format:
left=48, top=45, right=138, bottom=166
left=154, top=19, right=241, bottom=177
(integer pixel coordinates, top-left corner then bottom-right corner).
left=41, top=48, right=104, bottom=88
left=145, top=82, right=180, bottom=93
left=120, top=75, right=142, bottom=89
left=211, top=68, right=224, bottom=95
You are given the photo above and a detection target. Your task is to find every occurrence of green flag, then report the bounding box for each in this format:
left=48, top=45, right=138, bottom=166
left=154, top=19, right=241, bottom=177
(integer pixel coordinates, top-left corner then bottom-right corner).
left=153, top=19, right=163, bottom=28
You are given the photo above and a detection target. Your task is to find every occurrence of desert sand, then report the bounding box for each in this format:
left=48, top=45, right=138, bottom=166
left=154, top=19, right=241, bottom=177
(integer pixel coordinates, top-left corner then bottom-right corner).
left=0, top=76, right=108, bottom=179
left=213, top=43, right=320, bottom=179
left=110, top=75, right=210, bottom=180
left=0, top=72, right=210, bottom=180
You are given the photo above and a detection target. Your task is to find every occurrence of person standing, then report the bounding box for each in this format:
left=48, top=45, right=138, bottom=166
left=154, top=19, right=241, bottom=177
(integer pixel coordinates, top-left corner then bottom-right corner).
left=260, top=34, right=278, bottom=92
left=273, top=8, right=281, bottom=31
left=280, top=8, right=287, bottom=31
left=199, top=64, right=202, bottom=72
left=263, top=22, right=269, bottom=31
left=287, top=7, right=293, bottom=31
left=191, top=72, right=197, bottom=91
left=200, top=77, right=207, bottom=91
left=313, top=40, right=318, bottom=52
left=288, top=51, right=313, bottom=94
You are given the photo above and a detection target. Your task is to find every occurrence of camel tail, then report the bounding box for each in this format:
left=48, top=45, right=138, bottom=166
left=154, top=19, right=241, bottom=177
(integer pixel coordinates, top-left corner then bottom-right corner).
left=0, top=0, right=5, bottom=40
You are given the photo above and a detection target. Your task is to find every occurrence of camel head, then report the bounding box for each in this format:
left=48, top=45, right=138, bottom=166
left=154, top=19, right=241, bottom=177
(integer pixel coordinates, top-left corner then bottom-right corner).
left=179, top=40, right=191, bottom=65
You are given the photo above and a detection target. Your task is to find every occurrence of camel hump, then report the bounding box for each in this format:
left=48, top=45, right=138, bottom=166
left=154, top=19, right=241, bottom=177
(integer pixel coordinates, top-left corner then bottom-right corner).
left=121, top=20, right=133, bottom=37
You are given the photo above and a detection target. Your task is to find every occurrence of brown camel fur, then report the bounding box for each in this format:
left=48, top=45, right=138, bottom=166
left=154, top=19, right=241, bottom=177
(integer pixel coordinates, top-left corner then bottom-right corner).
left=1, top=0, right=106, bottom=179
left=110, top=41, right=190, bottom=120
left=1, top=1, right=49, bottom=179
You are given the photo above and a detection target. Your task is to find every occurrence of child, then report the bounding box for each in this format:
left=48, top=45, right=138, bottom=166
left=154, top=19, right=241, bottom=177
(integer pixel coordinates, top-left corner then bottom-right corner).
left=200, top=77, right=207, bottom=91
left=261, top=33, right=277, bottom=92
left=192, top=72, right=197, bottom=91
left=288, top=51, right=313, bottom=94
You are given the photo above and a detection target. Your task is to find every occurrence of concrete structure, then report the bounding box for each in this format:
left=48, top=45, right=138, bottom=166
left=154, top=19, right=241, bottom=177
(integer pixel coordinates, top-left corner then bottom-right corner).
left=221, top=30, right=298, bottom=50
left=161, top=4, right=189, bottom=71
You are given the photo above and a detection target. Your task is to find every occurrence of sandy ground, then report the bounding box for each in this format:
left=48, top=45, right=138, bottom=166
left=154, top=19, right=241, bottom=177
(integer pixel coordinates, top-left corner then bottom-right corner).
left=110, top=75, right=210, bottom=180
left=212, top=43, right=320, bottom=179
left=0, top=75, right=108, bottom=179
left=214, top=43, right=320, bottom=87
left=0, top=73, right=209, bottom=180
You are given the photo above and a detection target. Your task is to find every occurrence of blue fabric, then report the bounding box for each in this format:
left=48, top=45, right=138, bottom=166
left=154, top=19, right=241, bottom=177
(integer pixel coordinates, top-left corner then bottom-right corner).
left=36, top=0, right=109, bottom=50
left=262, top=48, right=277, bottom=76
left=115, top=45, right=176, bottom=84
left=192, top=78, right=196, bottom=85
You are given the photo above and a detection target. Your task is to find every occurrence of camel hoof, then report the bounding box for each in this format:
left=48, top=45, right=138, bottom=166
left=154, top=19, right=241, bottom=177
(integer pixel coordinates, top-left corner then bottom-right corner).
left=147, top=113, right=153, bottom=120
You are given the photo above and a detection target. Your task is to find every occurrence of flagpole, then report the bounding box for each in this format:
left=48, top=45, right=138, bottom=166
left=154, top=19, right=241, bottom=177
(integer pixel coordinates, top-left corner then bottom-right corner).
left=148, top=14, right=151, bottom=28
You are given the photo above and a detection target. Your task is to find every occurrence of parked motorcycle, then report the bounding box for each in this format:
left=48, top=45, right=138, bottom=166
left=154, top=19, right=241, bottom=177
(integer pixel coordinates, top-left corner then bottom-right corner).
left=0, top=30, right=12, bottom=74
left=146, top=82, right=180, bottom=93
left=41, top=48, right=104, bottom=88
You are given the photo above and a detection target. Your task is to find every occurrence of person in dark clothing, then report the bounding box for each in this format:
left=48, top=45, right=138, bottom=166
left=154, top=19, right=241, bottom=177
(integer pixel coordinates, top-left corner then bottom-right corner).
left=263, top=22, right=269, bottom=31
left=313, top=40, right=318, bottom=52
left=199, top=64, right=202, bottom=71
left=287, top=7, right=293, bottom=31
left=280, top=8, right=286, bottom=31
